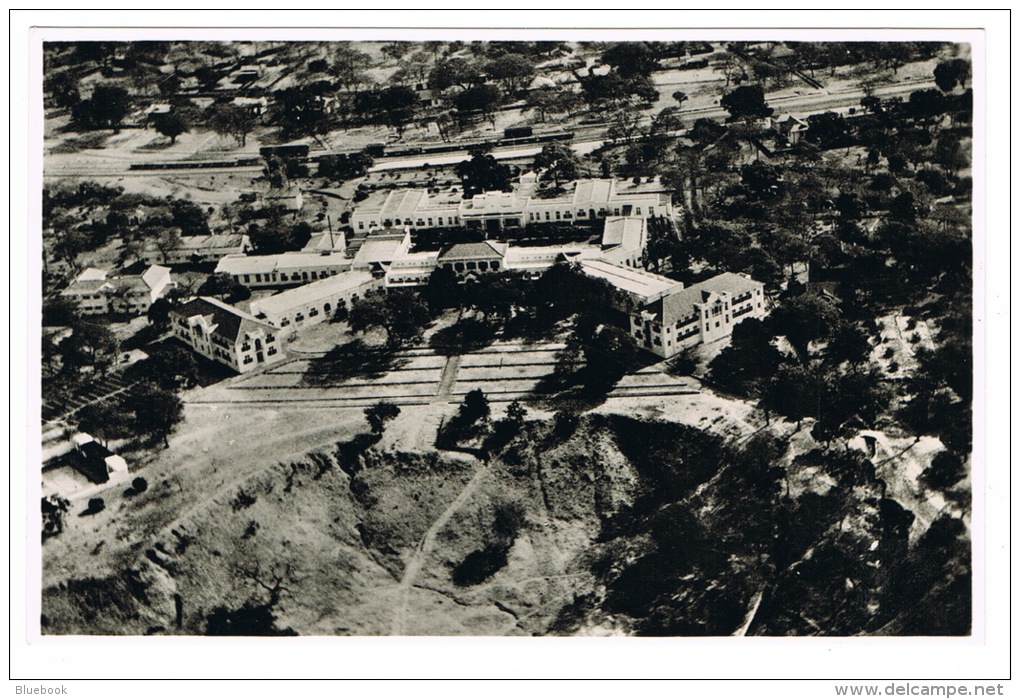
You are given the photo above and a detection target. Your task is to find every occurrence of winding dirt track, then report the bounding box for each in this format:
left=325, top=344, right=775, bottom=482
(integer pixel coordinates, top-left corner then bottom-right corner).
left=390, top=456, right=487, bottom=636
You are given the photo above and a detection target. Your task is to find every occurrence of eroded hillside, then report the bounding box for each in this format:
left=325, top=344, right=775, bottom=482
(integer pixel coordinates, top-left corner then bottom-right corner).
left=41, top=412, right=970, bottom=636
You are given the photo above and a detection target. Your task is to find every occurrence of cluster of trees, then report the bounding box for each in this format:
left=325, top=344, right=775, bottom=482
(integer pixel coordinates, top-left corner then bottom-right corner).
left=708, top=295, right=886, bottom=444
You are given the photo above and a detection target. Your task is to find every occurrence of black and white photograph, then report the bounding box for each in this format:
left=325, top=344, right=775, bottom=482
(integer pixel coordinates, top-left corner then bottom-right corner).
left=13, top=9, right=1009, bottom=687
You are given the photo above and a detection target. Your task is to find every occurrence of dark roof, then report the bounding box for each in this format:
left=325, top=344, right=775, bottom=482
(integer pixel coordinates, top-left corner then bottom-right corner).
left=177, top=296, right=273, bottom=344
left=437, top=241, right=506, bottom=261
left=654, top=272, right=761, bottom=323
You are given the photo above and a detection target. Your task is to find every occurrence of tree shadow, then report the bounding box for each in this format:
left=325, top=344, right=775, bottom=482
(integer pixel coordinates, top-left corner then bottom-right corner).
left=300, top=339, right=408, bottom=386
left=429, top=316, right=500, bottom=356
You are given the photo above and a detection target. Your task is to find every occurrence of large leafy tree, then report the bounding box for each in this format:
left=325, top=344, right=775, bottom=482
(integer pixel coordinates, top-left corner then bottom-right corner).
left=377, top=85, right=419, bottom=137
left=454, top=149, right=512, bottom=198
left=454, top=84, right=503, bottom=127
left=71, top=84, right=131, bottom=131
left=349, top=289, right=430, bottom=349
left=485, top=54, right=535, bottom=95
left=601, top=42, right=659, bottom=77
left=532, top=142, right=581, bottom=187
left=127, top=381, right=184, bottom=447
left=720, top=84, right=773, bottom=122
left=769, top=294, right=841, bottom=363
left=209, top=104, right=258, bottom=146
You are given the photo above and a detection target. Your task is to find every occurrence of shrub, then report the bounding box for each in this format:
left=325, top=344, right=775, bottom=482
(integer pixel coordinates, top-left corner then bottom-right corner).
left=231, top=488, right=257, bottom=511
left=85, top=498, right=105, bottom=515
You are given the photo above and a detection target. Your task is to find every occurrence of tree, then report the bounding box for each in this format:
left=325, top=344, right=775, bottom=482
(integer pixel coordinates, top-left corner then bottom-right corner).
left=365, top=402, right=401, bottom=434
left=454, top=84, right=503, bottom=127
left=146, top=343, right=198, bottom=389
left=708, top=317, right=783, bottom=394
left=460, top=388, right=490, bottom=424
left=825, top=322, right=872, bottom=366
left=128, top=381, right=184, bottom=447
left=578, top=323, right=638, bottom=393
left=601, top=42, right=658, bottom=77
left=348, top=289, right=430, bottom=349
left=428, top=58, right=479, bottom=92
left=454, top=149, right=512, bottom=198
left=933, top=58, right=970, bottom=92
left=506, top=400, right=527, bottom=426
left=377, top=85, right=419, bottom=138
left=170, top=199, right=210, bottom=235
left=759, top=364, right=822, bottom=428
left=272, top=86, right=328, bottom=137
left=671, top=90, right=688, bottom=109
left=920, top=451, right=966, bottom=491
left=720, top=84, right=773, bottom=122
left=154, top=111, right=188, bottom=144
left=380, top=42, right=412, bottom=62
left=59, top=321, right=119, bottom=374
left=42, top=495, right=71, bottom=539
left=329, top=45, right=372, bottom=93
left=45, top=71, right=80, bottom=108
left=486, top=54, right=535, bottom=95
left=769, top=295, right=841, bottom=363
left=155, top=228, right=182, bottom=264
left=71, top=84, right=130, bottom=131
left=579, top=71, right=658, bottom=107
left=209, top=103, right=257, bottom=146
left=532, top=142, right=581, bottom=188
left=317, top=152, right=374, bottom=181
left=198, top=272, right=250, bottom=303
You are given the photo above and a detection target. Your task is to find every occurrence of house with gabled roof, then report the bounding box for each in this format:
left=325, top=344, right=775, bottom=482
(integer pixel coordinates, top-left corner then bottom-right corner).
left=61, top=264, right=174, bottom=316
left=436, top=241, right=508, bottom=281
left=630, top=271, right=766, bottom=358
left=171, top=296, right=285, bottom=373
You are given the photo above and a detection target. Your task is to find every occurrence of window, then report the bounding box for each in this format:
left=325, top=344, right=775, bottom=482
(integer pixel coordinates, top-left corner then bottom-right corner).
left=555, top=211, right=561, bottom=220
left=455, top=262, right=464, bottom=272
left=545, top=211, right=551, bottom=221
left=636, top=207, right=642, bottom=215
left=267, top=334, right=275, bottom=342
left=309, top=307, right=319, bottom=317
left=491, top=261, right=499, bottom=270
left=715, top=321, right=720, bottom=328
left=577, top=209, right=586, bottom=217
left=359, top=222, right=365, bottom=230
left=241, top=342, right=251, bottom=351
left=268, top=346, right=277, bottom=356
left=324, top=303, right=331, bottom=313
left=243, top=355, right=253, bottom=365
left=243, top=275, right=250, bottom=283
left=295, top=313, right=305, bottom=322
left=467, top=261, right=477, bottom=270
left=428, top=218, right=433, bottom=226
left=281, top=318, right=290, bottom=327
left=649, top=206, right=655, bottom=215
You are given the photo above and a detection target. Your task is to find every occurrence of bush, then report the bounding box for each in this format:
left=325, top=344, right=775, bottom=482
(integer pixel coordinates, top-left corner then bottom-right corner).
left=84, top=498, right=105, bottom=515
left=231, top=488, right=257, bottom=511
left=132, top=477, right=148, bottom=493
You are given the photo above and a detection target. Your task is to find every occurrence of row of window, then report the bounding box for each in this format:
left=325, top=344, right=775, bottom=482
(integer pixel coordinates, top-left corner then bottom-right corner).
left=240, top=269, right=341, bottom=285
left=358, top=205, right=658, bottom=230
left=277, top=296, right=354, bottom=327
left=442, top=260, right=500, bottom=273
